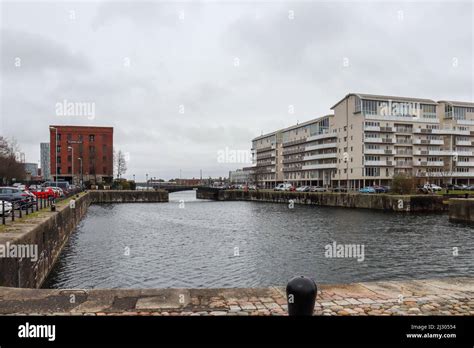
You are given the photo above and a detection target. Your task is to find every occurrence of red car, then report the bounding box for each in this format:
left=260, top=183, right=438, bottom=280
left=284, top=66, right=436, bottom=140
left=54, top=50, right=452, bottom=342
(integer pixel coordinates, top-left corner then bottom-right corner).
left=32, top=187, right=57, bottom=199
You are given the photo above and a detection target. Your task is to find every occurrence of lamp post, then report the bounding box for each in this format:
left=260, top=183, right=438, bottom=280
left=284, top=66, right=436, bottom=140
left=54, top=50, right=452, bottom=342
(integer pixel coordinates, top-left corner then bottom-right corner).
left=68, top=146, right=74, bottom=185
left=49, top=126, right=58, bottom=188
left=146, top=173, right=149, bottom=190
left=78, top=157, right=83, bottom=188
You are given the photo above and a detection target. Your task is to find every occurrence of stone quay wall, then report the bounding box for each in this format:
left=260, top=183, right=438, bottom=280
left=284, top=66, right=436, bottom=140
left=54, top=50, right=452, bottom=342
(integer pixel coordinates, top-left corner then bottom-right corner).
left=197, top=189, right=447, bottom=212
left=449, top=198, right=474, bottom=223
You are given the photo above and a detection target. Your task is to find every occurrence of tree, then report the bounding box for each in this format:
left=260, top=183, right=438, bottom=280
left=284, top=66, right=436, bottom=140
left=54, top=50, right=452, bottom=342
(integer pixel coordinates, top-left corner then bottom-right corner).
left=391, top=173, right=415, bottom=195
left=0, top=136, right=26, bottom=185
left=114, top=150, right=127, bottom=178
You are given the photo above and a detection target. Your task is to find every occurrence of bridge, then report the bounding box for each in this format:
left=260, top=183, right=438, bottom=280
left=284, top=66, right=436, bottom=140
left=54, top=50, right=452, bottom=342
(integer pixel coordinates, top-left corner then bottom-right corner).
left=135, top=182, right=203, bottom=193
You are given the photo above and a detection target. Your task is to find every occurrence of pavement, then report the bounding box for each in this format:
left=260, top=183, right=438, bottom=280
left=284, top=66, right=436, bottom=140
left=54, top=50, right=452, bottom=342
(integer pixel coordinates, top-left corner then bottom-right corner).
left=0, top=277, right=473, bottom=316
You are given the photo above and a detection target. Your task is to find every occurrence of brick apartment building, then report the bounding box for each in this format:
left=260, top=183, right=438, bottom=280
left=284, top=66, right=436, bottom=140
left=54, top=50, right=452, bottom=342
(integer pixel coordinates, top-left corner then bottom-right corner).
left=49, top=125, right=113, bottom=185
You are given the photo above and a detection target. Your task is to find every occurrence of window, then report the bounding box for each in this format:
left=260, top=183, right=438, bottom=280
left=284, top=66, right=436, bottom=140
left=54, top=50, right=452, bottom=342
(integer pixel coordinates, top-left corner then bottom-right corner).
left=89, top=134, right=95, bottom=142
left=67, top=134, right=72, bottom=141
left=68, top=166, right=72, bottom=174
left=57, top=134, right=61, bottom=141
left=57, top=167, right=61, bottom=174
left=68, top=155, right=72, bottom=162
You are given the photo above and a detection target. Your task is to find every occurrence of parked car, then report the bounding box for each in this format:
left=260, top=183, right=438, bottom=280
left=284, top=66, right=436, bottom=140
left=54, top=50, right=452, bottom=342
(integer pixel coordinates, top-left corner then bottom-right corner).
left=373, top=185, right=389, bottom=193
left=296, top=186, right=310, bottom=192
left=359, top=186, right=376, bottom=193
left=310, top=186, right=327, bottom=192
left=423, top=183, right=442, bottom=192
left=248, top=185, right=257, bottom=190
left=0, top=200, right=13, bottom=216
left=0, top=187, right=30, bottom=207
left=274, top=183, right=292, bottom=191
left=332, top=186, right=348, bottom=192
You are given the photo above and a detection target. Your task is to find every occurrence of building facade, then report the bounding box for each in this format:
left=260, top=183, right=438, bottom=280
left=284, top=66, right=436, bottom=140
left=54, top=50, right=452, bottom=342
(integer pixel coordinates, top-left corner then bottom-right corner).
left=49, top=125, right=113, bottom=185
left=229, top=168, right=253, bottom=184
left=40, top=142, right=51, bottom=181
left=250, top=93, right=474, bottom=189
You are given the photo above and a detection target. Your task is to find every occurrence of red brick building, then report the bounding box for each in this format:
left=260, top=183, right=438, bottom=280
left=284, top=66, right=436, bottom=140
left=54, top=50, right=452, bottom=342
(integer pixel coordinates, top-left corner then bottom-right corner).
left=49, top=125, right=113, bottom=185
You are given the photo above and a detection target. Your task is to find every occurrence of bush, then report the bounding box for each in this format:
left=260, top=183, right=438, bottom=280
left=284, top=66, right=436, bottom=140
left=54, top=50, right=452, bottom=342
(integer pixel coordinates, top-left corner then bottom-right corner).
left=391, top=174, right=415, bottom=195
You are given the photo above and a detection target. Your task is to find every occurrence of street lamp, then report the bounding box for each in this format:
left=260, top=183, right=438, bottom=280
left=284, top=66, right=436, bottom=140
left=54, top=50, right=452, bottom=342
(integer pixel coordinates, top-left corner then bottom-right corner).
left=78, top=157, right=83, bottom=188
left=146, top=173, right=149, bottom=190
left=49, top=126, right=58, bottom=188
left=68, top=146, right=74, bottom=185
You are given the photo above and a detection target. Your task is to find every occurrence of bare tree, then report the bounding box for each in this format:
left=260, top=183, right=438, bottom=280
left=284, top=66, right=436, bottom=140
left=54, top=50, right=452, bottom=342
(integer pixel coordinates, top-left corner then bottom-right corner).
left=0, top=136, right=26, bottom=185
left=115, top=150, right=127, bottom=178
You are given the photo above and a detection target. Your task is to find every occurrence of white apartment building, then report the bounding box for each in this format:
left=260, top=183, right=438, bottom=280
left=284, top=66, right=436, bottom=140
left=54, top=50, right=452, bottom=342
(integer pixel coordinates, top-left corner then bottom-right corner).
left=250, top=93, right=474, bottom=189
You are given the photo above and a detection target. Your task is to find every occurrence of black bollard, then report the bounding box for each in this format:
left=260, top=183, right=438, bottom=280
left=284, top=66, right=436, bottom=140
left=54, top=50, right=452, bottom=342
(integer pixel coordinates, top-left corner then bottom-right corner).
left=2, top=200, right=5, bottom=225
left=286, top=276, right=317, bottom=316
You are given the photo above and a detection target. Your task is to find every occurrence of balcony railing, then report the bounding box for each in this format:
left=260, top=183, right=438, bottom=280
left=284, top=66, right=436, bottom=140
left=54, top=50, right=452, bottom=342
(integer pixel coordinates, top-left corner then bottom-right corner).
left=364, top=160, right=393, bottom=166
left=413, top=139, right=444, bottom=145
left=301, top=163, right=337, bottom=170
left=305, top=142, right=337, bottom=151
left=303, top=153, right=337, bottom=161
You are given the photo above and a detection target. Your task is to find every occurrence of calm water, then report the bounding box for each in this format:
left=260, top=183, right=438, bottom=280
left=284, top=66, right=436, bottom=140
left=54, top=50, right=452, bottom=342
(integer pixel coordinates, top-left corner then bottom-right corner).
left=44, top=191, right=474, bottom=289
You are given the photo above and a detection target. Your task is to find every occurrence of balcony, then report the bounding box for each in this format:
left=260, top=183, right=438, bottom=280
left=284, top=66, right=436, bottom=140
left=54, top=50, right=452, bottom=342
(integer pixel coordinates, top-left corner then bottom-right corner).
left=416, top=171, right=474, bottom=177
left=365, top=114, right=439, bottom=123
left=414, top=128, right=470, bottom=136
left=395, top=127, right=413, bottom=133
left=364, top=126, right=395, bottom=132
left=456, top=119, right=474, bottom=126
left=455, top=162, right=474, bottom=167
left=413, top=139, right=444, bottom=145
left=302, top=163, right=337, bottom=170
left=306, top=132, right=336, bottom=142
left=303, top=153, right=337, bottom=161
left=414, top=161, right=444, bottom=167
left=395, top=161, right=413, bottom=167
left=364, top=160, right=393, bottom=166
left=282, top=138, right=307, bottom=147
left=413, top=150, right=453, bottom=156
left=456, top=150, right=474, bottom=156
left=305, top=142, right=337, bottom=151
left=364, top=137, right=395, bottom=144
left=256, top=145, right=275, bottom=153
left=456, top=140, right=473, bottom=146
left=394, top=151, right=413, bottom=156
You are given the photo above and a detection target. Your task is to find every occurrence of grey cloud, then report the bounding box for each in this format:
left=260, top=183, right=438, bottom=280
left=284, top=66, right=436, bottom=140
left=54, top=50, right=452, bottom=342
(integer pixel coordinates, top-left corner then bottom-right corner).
left=0, top=29, right=90, bottom=75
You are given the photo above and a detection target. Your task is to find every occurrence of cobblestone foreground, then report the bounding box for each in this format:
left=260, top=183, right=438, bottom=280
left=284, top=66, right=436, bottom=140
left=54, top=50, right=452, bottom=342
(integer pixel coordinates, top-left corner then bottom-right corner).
left=0, top=277, right=473, bottom=316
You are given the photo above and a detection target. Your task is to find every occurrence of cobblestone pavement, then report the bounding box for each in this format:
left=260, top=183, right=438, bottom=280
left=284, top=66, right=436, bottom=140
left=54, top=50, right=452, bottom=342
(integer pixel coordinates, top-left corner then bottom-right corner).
left=0, top=277, right=473, bottom=316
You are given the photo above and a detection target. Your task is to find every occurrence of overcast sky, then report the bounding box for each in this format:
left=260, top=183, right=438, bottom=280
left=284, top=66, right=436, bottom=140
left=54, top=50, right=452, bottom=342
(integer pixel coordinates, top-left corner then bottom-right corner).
left=1, top=0, right=473, bottom=180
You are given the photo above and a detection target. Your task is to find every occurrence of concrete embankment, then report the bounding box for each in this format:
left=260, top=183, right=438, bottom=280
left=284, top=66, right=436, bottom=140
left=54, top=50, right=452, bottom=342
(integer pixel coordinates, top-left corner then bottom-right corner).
left=0, top=277, right=472, bottom=316
left=0, top=190, right=168, bottom=288
left=89, top=189, right=168, bottom=203
left=197, top=189, right=446, bottom=212
left=449, top=198, right=474, bottom=223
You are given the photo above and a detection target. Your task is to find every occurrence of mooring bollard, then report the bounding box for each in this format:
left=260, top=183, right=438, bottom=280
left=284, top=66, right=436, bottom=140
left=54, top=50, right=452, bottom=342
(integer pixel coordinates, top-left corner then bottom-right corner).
left=286, top=276, right=317, bottom=316
left=51, top=199, right=56, bottom=212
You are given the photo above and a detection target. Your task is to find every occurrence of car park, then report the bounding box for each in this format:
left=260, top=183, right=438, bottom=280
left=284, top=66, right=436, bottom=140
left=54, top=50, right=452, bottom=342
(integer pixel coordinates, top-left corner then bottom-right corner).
left=0, top=187, right=31, bottom=207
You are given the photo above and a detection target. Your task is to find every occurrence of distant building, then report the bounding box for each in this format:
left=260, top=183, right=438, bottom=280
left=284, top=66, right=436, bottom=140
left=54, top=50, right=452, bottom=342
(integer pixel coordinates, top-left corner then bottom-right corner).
left=40, top=142, right=51, bottom=180
left=49, top=125, right=114, bottom=185
left=23, top=163, right=38, bottom=178
left=229, top=168, right=253, bottom=184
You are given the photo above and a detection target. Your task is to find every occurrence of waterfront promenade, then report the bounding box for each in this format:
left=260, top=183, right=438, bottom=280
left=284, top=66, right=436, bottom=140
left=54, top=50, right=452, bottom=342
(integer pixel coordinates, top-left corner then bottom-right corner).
left=0, top=277, right=473, bottom=316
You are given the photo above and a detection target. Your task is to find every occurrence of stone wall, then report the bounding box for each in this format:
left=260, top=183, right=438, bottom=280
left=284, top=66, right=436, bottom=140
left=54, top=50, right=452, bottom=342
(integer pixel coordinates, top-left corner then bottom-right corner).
left=88, top=190, right=168, bottom=203
left=196, top=188, right=447, bottom=212
left=0, top=194, right=91, bottom=288
left=449, top=198, right=474, bottom=223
